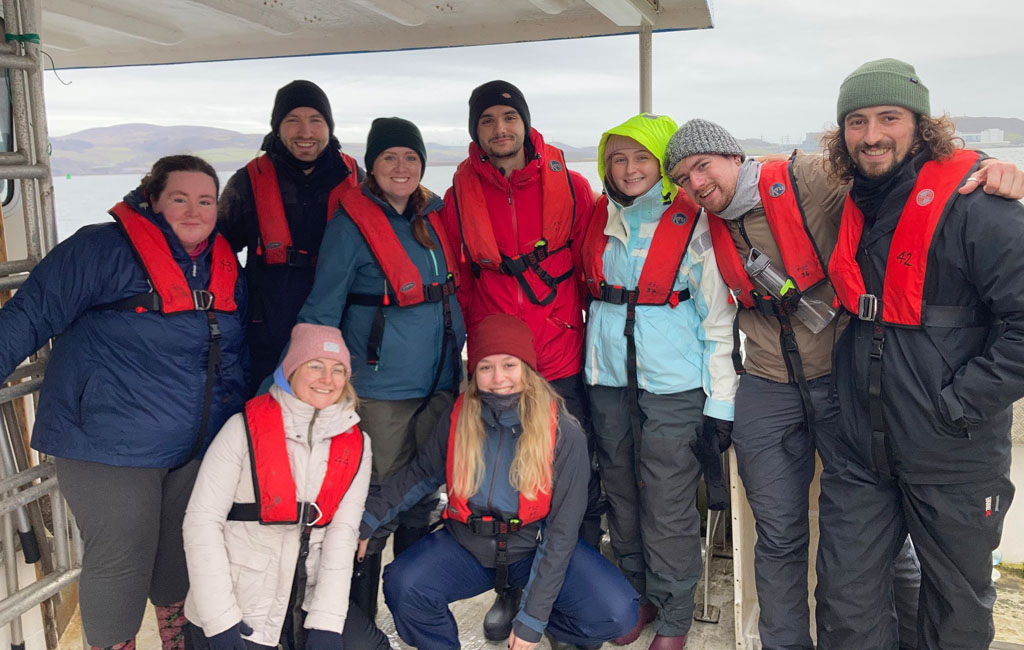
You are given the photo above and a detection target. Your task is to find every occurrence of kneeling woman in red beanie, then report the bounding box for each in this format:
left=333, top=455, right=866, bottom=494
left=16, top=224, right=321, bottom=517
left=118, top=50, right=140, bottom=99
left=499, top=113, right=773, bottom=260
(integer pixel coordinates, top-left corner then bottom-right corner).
left=183, top=324, right=389, bottom=650
left=359, top=314, right=638, bottom=650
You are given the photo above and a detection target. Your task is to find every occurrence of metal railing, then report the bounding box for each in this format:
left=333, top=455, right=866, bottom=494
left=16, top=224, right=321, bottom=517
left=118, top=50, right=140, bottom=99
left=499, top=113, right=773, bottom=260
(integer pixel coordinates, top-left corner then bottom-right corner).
left=0, top=0, right=80, bottom=647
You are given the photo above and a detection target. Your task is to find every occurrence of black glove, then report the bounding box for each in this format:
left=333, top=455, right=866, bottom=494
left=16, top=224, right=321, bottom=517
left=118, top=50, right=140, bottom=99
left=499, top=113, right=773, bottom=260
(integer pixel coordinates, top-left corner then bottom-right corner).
left=690, top=417, right=732, bottom=511
left=206, top=621, right=253, bottom=650
left=305, top=628, right=344, bottom=650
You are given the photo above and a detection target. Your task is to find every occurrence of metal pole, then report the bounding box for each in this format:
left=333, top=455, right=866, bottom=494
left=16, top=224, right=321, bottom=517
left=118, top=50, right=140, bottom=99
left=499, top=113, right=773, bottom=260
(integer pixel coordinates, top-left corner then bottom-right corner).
left=639, top=21, right=652, bottom=114
left=0, top=466, right=26, bottom=649
left=2, top=0, right=42, bottom=265
left=20, top=1, right=58, bottom=253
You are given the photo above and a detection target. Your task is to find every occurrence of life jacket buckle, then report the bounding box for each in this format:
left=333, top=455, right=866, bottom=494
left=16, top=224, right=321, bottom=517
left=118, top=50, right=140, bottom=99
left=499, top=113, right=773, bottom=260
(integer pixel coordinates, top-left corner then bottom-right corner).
left=192, top=290, right=215, bottom=311
left=303, top=502, right=323, bottom=527
left=858, top=294, right=878, bottom=321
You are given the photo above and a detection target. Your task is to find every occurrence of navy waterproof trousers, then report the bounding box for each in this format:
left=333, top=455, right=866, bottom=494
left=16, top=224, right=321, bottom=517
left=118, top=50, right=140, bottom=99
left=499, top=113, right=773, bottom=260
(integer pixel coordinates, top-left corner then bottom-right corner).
left=382, top=528, right=638, bottom=649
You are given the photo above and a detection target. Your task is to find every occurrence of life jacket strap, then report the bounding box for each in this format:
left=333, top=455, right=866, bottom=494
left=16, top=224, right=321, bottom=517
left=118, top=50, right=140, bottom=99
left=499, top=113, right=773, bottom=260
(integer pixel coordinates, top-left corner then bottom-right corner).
left=463, top=515, right=524, bottom=593
left=227, top=500, right=324, bottom=526
left=95, top=288, right=222, bottom=313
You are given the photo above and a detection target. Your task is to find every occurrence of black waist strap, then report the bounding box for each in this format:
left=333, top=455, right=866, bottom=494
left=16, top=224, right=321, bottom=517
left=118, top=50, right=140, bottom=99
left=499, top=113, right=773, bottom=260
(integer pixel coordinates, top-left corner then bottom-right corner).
left=94, top=289, right=221, bottom=313
left=190, top=312, right=223, bottom=461
left=260, top=247, right=316, bottom=268
left=347, top=276, right=457, bottom=368
left=227, top=501, right=322, bottom=525
left=595, top=284, right=691, bottom=306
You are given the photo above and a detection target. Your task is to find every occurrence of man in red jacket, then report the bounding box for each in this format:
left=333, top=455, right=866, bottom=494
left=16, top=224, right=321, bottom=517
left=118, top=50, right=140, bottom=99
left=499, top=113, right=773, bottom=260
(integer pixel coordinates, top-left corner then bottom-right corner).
left=440, top=80, right=601, bottom=645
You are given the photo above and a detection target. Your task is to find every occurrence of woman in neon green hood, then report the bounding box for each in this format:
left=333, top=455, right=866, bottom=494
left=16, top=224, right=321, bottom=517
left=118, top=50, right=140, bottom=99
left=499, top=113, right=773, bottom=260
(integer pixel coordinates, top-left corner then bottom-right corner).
left=581, top=114, right=738, bottom=650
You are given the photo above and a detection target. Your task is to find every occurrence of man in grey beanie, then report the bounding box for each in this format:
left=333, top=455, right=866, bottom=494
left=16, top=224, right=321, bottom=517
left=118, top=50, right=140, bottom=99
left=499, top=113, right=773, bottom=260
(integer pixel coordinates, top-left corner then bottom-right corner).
left=666, top=116, right=922, bottom=650
left=815, top=57, right=1024, bottom=650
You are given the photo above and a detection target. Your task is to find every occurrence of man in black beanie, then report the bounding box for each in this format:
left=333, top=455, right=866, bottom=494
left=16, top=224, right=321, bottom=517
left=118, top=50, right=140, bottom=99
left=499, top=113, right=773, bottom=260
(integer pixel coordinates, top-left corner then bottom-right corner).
left=440, top=80, right=604, bottom=649
left=219, top=79, right=363, bottom=394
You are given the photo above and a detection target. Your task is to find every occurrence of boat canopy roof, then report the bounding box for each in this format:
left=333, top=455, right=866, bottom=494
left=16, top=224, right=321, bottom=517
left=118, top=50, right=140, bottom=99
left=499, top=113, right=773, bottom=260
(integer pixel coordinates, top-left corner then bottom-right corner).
left=36, top=0, right=711, bottom=69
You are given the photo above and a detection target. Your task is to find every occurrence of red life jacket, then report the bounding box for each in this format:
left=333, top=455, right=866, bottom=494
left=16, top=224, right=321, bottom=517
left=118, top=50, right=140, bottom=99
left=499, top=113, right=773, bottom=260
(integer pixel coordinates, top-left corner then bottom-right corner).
left=338, top=184, right=460, bottom=307
left=582, top=191, right=701, bottom=307
left=109, top=202, right=238, bottom=314
left=708, top=159, right=827, bottom=309
left=443, top=393, right=557, bottom=526
left=236, top=393, right=364, bottom=527
left=451, top=143, right=577, bottom=305
left=245, top=152, right=359, bottom=265
left=829, top=149, right=980, bottom=327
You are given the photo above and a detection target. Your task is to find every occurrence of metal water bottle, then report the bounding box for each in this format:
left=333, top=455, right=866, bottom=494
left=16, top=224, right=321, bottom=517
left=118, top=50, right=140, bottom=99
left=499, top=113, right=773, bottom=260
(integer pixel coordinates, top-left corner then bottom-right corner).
left=744, top=248, right=836, bottom=334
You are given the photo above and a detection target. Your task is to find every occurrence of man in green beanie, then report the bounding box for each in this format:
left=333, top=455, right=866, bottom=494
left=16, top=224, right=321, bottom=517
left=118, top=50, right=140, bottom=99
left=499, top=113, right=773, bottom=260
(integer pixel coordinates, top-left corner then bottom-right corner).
left=817, top=57, right=1024, bottom=650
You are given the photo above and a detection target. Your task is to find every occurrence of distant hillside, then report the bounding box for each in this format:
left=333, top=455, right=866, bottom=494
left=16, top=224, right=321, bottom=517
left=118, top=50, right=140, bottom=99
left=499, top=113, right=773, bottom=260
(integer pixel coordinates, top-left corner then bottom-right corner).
left=48, top=118, right=1022, bottom=175
left=49, top=123, right=599, bottom=176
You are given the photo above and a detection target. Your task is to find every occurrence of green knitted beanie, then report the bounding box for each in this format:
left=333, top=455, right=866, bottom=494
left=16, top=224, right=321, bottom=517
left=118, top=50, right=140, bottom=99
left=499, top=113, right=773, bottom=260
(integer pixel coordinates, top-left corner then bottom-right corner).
left=837, top=58, right=930, bottom=123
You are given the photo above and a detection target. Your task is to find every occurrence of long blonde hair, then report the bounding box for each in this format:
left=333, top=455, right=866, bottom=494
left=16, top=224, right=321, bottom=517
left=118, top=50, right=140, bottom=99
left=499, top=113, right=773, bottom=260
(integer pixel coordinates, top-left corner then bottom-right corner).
left=450, top=364, right=565, bottom=501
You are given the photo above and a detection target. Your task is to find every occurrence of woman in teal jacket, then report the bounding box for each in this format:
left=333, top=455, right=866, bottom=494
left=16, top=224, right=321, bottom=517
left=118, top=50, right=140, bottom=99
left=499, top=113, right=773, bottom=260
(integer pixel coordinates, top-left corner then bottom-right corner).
left=580, top=113, right=737, bottom=650
left=293, top=117, right=466, bottom=618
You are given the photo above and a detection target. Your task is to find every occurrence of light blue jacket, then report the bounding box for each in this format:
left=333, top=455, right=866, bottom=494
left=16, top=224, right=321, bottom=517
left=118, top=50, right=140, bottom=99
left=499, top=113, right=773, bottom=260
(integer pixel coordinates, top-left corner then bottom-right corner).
left=584, top=182, right=736, bottom=419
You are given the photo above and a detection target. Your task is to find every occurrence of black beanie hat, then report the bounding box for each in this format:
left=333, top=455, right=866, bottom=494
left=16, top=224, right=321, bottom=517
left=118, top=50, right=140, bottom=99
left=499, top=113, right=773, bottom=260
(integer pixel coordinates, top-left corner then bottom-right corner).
left=468, top=80, right=531, bottom=145
left=364, top=117, right=427, bottom=178
left=271, top=80, right=335, bottom=134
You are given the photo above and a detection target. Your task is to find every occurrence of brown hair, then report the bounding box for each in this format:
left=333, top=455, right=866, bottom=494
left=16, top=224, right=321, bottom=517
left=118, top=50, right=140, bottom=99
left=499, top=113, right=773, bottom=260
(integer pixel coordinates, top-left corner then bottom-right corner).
left=821, top=113, right=963, bottom=184
left=364, top=174, right=437, bottom=250
left=140, top=155, right=219, bottom=203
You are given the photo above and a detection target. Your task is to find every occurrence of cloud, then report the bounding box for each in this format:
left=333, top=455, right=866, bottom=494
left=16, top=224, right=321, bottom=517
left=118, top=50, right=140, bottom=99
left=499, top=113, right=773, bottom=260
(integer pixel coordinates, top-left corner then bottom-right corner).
left=42, top=0, right=1024, bottom=147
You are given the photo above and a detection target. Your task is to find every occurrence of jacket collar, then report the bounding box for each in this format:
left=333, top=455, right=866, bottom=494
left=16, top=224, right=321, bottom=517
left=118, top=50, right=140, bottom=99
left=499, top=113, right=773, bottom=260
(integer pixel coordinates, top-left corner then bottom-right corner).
left=466, top=128, right=547, bottom=189
left=268, top=382, right=361, bottom=442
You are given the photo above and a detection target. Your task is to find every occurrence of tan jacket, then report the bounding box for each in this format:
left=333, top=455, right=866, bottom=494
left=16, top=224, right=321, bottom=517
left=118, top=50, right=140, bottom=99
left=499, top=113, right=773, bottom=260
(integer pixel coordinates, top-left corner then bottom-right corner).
left=183, top=384, right=372, bottom=646
left=726, top=154, right=849, bottom=383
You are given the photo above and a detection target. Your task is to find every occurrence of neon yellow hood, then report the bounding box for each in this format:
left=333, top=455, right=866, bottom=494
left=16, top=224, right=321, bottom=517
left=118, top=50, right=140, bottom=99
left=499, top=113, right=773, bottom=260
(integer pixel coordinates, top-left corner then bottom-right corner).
left=597, top=112, right=680, bottom=202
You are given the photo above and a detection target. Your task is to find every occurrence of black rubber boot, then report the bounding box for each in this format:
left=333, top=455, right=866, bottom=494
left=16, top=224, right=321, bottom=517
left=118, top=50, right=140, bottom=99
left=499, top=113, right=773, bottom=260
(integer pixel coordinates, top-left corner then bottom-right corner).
left=393, top=524, right=430, bottom=557
left=349, top=551, right=383, bottom=620
left=482, top=588, right=521, bottom=641
left=545, top=630, right=603, bottom=650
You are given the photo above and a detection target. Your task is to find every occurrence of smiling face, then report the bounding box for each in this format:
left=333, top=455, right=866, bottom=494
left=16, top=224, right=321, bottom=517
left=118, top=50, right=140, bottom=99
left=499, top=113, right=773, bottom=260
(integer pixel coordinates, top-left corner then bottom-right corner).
left=606, top=138, right=662, bottom=198
left=474, top=354, right=524, bottom=395
left=669, top=153, right=743, bottom=215
left=371, top=146, right=422, bottom=212
left=150, top=170, right=218, bottom=253
left=290, top=358, right=349, bottom=410
left=278, top=106, right=330, bottom=163
left=843, top=105, right=917, bottom=179
left=476, top=105, right=526, bottom=163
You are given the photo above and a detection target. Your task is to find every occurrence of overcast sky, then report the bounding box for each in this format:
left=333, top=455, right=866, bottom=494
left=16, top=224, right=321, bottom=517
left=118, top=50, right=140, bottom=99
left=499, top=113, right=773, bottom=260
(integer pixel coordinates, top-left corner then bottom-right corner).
left=42, top=0, right=1024, bottom=148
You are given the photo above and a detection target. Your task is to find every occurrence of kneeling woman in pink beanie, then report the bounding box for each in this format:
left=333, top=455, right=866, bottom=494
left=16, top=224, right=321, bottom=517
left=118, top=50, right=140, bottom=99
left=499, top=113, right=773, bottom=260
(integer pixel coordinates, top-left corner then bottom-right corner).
left=183, top=323, right=389, bottom=650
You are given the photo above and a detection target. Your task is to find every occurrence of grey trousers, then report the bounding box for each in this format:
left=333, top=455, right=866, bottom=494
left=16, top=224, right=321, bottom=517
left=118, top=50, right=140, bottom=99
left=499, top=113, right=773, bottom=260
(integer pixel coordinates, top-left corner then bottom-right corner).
left=589, top=385, right=704, bottom=637
left=358, top=391, right=453, bottom=551
left=734, top=374, right=920, bottom=650
left=56, top=457, right=200, bottom=647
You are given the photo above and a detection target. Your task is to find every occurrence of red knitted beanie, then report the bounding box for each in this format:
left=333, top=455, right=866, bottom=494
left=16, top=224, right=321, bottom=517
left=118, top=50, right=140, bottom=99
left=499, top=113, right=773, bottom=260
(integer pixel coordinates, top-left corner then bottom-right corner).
left=467, top=314, right=537, bottom=373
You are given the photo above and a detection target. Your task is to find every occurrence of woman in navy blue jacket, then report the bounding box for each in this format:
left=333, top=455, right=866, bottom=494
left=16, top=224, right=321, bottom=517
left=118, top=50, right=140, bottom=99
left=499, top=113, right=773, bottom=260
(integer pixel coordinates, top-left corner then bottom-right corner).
left=294, top=117, right=466, bottom=617
left=0, top=155, right=247, bottom=650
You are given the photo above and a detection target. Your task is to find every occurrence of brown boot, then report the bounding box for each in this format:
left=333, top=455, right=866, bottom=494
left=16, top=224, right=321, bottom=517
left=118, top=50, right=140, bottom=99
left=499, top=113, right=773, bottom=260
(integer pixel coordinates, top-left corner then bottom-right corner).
left=612, top=601, right=656, bottom=645
left=648, top=633, right=687, bottom=650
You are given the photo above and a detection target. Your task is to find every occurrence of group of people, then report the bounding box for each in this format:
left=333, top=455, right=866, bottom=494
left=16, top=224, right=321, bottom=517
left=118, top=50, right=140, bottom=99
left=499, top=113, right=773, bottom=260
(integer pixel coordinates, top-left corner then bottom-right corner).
left=0, top=56, right=1022, bottom=650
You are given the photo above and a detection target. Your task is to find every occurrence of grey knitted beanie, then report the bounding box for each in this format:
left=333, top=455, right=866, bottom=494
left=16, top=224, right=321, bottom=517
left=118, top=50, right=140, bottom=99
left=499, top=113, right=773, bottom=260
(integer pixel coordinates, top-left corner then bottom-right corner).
left=836, top=58, right=930, bottom=123
left=664, top=119, right=745, bottom=176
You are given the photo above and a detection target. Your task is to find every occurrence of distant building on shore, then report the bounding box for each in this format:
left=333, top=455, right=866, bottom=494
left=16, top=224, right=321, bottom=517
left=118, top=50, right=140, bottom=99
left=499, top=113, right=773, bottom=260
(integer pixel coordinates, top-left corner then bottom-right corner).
left=956, top=127, right=1009, bottom=146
